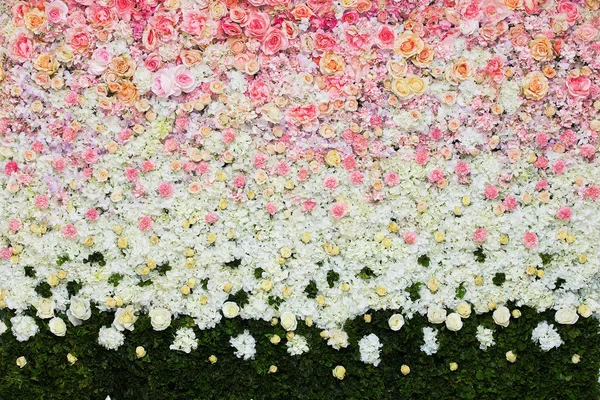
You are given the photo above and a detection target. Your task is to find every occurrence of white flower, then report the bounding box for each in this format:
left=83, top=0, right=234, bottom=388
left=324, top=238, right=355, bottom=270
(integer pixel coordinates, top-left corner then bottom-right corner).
left=555, top=308, right=579, bottom=325
left=170, top=327, right=198, bottom=353
left=532, top=321, right=564, bottom=351
left=230, top=330, right=256, bottom=360
left=388, top=314, right=405, bottom=331
left=67, top=296, right=91, bottom=326
left=11, top=315, right=39, bottom=342
left=327, top=329, right=349, bottom=350
left=0, top=321, right=7, bottom=335
left=280, top=311, right=297, bottom=331
left=359, top=333, right=382, bottom=367
left=36, top=298, right=54, bottom=319
left=113, top=305, right=138, bottom=331
left=427, top=307, right=447, bottom=324
left=445, top=313, right=463, bottom=331
left=222, top=302, right=240, bottom=318
left=49, top=317, right=67, bottom=337
left=420, top=327, right=439, bottom=355
left=287, top=334, right=309, bottom=356
left=493, top=306, right=511, bottom=328
left=149, top=308, right=172, bottom=331
left=476, top=325, right=496, bottom=350
left=98, top=326, right=125, bottom=350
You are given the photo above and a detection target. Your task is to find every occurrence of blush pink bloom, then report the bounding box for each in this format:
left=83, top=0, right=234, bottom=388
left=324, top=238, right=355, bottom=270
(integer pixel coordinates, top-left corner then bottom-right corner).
left=454, top=161, right=470, bottom=175
left=302, top=200, right=316, bottom=212
left=82, top=148, right=98, bottom=164
left=484, top=185, right=499, bottom=199
left=376, top=25, right=395, bottom=48
left=205, top=212, right=219, bottom=224
left=330, top=202, right=348, bottom=219
left=34, top=194, right=49, bottom=209
left=523, top=231, right=538, bottom=249
left=158, top=182, right=174, bottom=198
left=261, top=28, right=289, bottom=55
left=428, top=169, right=445, bottom=184
left=86, top=208, right=99, bottom=221
left=233, top=174, right=246, bottom=188
left=556, top=207, right=572, bottom=220
left=585, top=185, right=600, bottom=200
left=62, top=224, right=78, bottom=239
left=503, top=196, right=518, bottom=211
left=173, top=65, right=197, bottom=93
left=579, top=144, right=596, bottom=161
left=141, top=160, right=155, bottom=173
left=136, top=216, right=152, bottom=231
left=403, top=231, right=417, bottom=244
left=349, top=171, right=364, bottom=185
left=152, top=68, right=180, bottom=98
left=125, top=167, right=138, bottom=182
left=221, top=129, right=236, bottom=144
left=323, top=176, right=338, bottom=189
left=384, top=172, right=400, bottom=187
left=266, top=202, right=278, bottom=215
left=566, top=76, right=592, bottom=99
left=9, top=219, right=22, bottom=233
left=244, top=12, right=270, bottom=39
left=472, top=228, right=488, bottom=243
left=415, top=149, right=430, bottom=165
left=45, top=1, right=69, bottom=24
left=0, top=248, right=13, bottom=260
left=10, top=32, right=34, bottom=62
left=4, top=161, right=18, bottom=176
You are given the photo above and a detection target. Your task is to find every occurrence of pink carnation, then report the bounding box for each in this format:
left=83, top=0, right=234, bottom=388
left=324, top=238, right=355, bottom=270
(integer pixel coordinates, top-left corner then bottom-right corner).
left=472, top=228, right=488, bottom=243
left=330, top=202, right=348, bottom=219
left=484, top=185, right=499, bottom=199
left=403, top=231, right=417, bottom=244
left=556, top=207, right=572, bottom=220
left=158, top=182, right=174, bottom=198
left=139, top=216, right=153, bottom=231
left=523, top=231, right=538, bottom=249
left=62, top=224, right=78, bottom=239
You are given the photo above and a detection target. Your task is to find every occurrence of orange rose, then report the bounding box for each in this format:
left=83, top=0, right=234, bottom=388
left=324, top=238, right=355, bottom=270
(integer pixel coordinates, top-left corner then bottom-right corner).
left=33, top=53, right=58, bottom=74
left=529, top=35, right=553, bottom=61
left=24, top=8, right=47, bottom=33
left=291, top=4, right=313, bottom=19
left=393, top=31, right=424, bottom=58
left=116, top=81, right=138, bottom=105
left=109, top=56, right=136, bottom=77
left=504, top=0, right=523, bottom=9
left=319, top=52, right=345, bottom=75
left=412, top=45, right=434, bottom=68
left=522, top=71, right=549, bottom=100
left=446, top=57, right=473, bottom=83
left=180, top=50, right=203, bottom=67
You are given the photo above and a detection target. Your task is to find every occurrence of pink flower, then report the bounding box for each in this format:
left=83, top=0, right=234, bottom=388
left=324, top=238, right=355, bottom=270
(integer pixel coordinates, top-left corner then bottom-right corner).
left=330, top=202, right=348, bottom=219
left=384, top=172, right=400, bottom=187
left=221, top=129, right=236, bottom=144
left=244, top=12, right=270, bottom=39
left=10, top=32, right=34, bottom=62
left=261, top=28, right=289, bottom=55
left=158, top=182, right=174, bottom=198
left=415, top=149, right=430, bottom=165
left=125, top=167, right=138, bottom=182
left=9, top=219, right=22, bottom=233
left=205, top=212, right=219, bottom=224
left=45, top=1, right=69, bottom=24
left=86, top=208, right=99, bottom=221
left=472, top=228, right=488, bottom=243
left=566, top=76, right=591, bottom=99
left=62, top=224, right=78, bottom=239
left=89, top=48, right=112, bottom=75
left=343, top=156, right=356, bottom=171
left=585, top=185, right=600, bottom=200
left=349, top=171, right=364, bottom=185
left=297, top=168, right=309, bottom=181
left=535, top=132, right=549, bottom=147
left=556, top=207, right=572, bottom=220
left=4, top=161, right=18, bottom=176
left=523, top=231, right=538, bottom=249
left=174, top=65, right=197, bottom=93
left=233, top=174, right=246, bottom=188
left=552, top=160, right=566, bottom=175
left=454, top=161, right=470, bottom=175
left=0, top=248, right=13, bottom=260
left=138, top=216, right=153, bottom=231
left=34, top=194, right=49, bottom=209
left=152, top=68, right=180, bottom=98
left=266, top=202, right=278, bottom=215
left=275, top=162, right=291, bottom=176
left=302, top=200, right=316, bottom=212
left=82, top=148, right=98, bottom=164
left=503, top=196, right=518, bottom=211
left=323, top=176, right=338, bottom=189
left=288, top=104, right=319, bottom=125
left=484, top=185, right=499, bottom=199
left=403, top=231, right=417, bottom=244
left=376, top=25, right=395, bottom=48
left=428, top=169, right=445, bottom=184
left=579, top=144, right=596, bottom=161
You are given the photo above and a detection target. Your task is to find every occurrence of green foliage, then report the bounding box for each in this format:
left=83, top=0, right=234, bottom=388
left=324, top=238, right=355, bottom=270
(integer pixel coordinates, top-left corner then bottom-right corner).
left=358, top=267, right=375, bottom=279
left=417, top=255, right=430, bottom=267
left=156, top=262, right=171, bottom=276
left=474, top=247, right=486, bottom=263
left=0, top=305, right=597, bottom=400
left=23, top=266, right=36, bottom=278
left=540, top=253, right=553, bottom=266
left=224, top=258, right=242, bottom=269
left=34, top=282, right=52, bottom=298
left=107, top=274, right=124, bottom=287
left=56, top=255, right=70, bottom=266
left=83, top=251, right=106, bottom=267
left=406, top=282, right=422, bottom=301
left=66, top=281, right=82, bottom=297
left=304, top=280, right=318, bottom=299
left=254, top=268, right=265, bottom=279
left=493, top=273, right=506, bottom=286
left=455, top=283, right=467, bottom=299
left=327, top=270, right=340, bottom=288
left=229, top=290, right=249, bottom=308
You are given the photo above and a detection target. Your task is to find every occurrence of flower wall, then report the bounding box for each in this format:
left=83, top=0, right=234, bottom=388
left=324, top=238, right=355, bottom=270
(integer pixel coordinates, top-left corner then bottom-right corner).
left=0, top=0, right=600, bottom=397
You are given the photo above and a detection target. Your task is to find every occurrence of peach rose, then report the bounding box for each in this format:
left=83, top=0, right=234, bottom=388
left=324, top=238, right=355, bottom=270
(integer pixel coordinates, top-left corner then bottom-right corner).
left=391, top=78, right=412, bottom=99
left=446, top=57, right=474, bottom=83
left=319, top=52, right=345, bottom=75
left=33, top=53, right=58, bottom=74
left=529, top=35, right=553, bottom=61
left=522, top=71, right=549, bottom=100
left=393, top=31, right=424, bottom=57
left=575, top=24, right=598, bottom=42
left=24, top=8, right=47, bottom=33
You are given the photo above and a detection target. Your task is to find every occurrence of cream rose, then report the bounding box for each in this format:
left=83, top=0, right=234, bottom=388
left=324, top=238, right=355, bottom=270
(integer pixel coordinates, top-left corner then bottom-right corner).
left=456, top=302, right=472, bottom=318
left=36, top=298, right=54, bottom=319
left=149, top=308, right=172, bottom=331
left=555, top=308, right=579, bottom=325
left=280, top=311, right=297, bottom=331
left=332, top=365, right=346, bottom=380
left=49, top=317, right=67, bottom=337
left=493, top=306, right=511, bottom=327
left=113, top=305, right=138, bottom=331
left=445, top=313, right=463, bottom=331
left=222, top=301, right=240, bottom=319
left=388, top=314, right=405, bottom=331
left=67, top=296, right=91, bottom=326
left=427, top=307, right=447, bottom=324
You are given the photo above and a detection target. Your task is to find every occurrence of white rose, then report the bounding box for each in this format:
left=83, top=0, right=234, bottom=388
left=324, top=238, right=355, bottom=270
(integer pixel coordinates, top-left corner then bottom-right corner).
left=222, top=302, right=240, bottom=319
left=49, top=317, right=67, bottom=337
left=113, top=305, right=138, bottom=331
left=327, top=329, right=349, bottom=350
left=36, top=298, right=54, bottom=319
left=427, top=307, right=447, bottom=324
left=280, top=311, right=297, bottom=331
left=456, top=302, right=472, bottom=318
left=445, top=313, right=463, bottom=331
left=388, top=314, right=405, bottom=331
left=149, top=308, right=172, bottom=331
left=67, top=297, right=91, bottom=326
left=555, top=308, right=579, bottom=325
left=493, top=306, right=511, bottom=328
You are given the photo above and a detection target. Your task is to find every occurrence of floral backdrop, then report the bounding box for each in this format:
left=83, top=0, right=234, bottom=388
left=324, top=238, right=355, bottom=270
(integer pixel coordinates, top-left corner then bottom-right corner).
left=0, top=0, right=600, bottom=395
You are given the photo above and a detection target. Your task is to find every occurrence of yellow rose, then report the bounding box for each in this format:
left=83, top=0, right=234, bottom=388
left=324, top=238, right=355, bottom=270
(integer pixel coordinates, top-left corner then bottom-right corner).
left=332, top=365, right=346, bottom=380
left=529, top=35, right=553, bottom=61
left=391, top=78, right=412, bottom=99
left=406, top=76, right=428, bottom=96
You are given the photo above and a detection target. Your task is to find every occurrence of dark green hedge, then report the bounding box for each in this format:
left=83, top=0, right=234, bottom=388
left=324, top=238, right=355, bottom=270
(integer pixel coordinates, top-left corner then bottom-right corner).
left=0, top=304, right=598, bottom=400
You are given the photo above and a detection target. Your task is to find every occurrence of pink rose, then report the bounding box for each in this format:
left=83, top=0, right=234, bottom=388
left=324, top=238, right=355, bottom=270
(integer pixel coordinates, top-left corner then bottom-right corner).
left=472, top=228, right=488, bottom=243
left=566, top=76, right=591, bottom=99
left=158, top=182, right=174, bottom=198
left=142, top=27, right=159, bottom=50
left=89, top=48, right=112, bottom=75
left=244, top=12, right=270, bottom=40
left=173, top=66, right=196, bottom=93
left=45, top=1, right=69, bottom=24
left=376, top=25, right=395, bottom=49
left=144, top=54, right=162, bottom=72
left=403, top=231, right=417, bottom=244
left=575, top=24, right=598, bottom=42
left=289, top=104, right=319, bottom=125
left=220, top=19, right=243, bottom=37
left=261, top=28, right=289, bottom=55
left=152, top=68, right=180, bottom=98
left=556, top=1, right=579, bottom=24
left=556, top=207, right=571, bottom=220
left=62, top=224, right=78, bottom=239
left=10, top=32, right=34, bottom=62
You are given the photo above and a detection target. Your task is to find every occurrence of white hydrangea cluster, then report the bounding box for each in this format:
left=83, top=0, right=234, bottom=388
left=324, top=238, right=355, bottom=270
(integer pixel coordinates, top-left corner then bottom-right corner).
left=359, top=333, right=382, bottom=367
left=170, top=327, right=198, bottom=354
left=10, top=315, right=38, bottom=342
left=531, top=322, right=564, bottom=351
left=286, top=334, right=309, bottom=356
left=98, top=326, right=125, bottom=351
left=476, top=326, right=496, bottom=350
left=230, top=330, right=256, bottom=360
left=420, top=327, right=439, bottom=355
